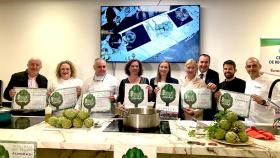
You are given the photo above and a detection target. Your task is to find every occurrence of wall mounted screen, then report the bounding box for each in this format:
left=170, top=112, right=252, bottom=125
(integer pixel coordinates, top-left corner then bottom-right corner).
left=101, top=5, right=200, bottom=63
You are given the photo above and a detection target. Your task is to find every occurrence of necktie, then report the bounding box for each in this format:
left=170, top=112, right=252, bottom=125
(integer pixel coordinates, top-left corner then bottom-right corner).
left=199, top=73, right=204, bottom=79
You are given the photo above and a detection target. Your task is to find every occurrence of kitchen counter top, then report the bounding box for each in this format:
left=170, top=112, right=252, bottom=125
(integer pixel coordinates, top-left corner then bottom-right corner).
left=1, top=119, right=280, bottom=158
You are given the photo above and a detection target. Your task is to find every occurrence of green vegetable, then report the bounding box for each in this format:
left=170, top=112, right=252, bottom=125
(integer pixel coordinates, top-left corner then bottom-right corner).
left=72, top=118, right=83, bottom=128
left=225, top=131, right=240, bottom=143
left=77, top=110, right=89, bottom=120
left=188, top=129, right=196, bottom=137
left=219, top=119, right=231, bottom=130
left=84, top=118, right=94, bottom=128
left=214, top=128, right=226, bottom=140
left=63, top=109, right=77, bottom=120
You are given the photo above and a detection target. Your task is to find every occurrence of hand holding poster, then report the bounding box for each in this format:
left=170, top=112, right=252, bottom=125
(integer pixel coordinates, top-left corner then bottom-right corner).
left=81, top=91, right=111, bottom=112
left=155, top=83, right=180, bottom=119
left=181, top=87, right=211, bottom=109
left=12, top=87, right=47, bottom=110
left=49, top=87, right=77, bottom=110
left=218, top=89, right=251, bottom=117
left=124, top=84, right=148, bottom=108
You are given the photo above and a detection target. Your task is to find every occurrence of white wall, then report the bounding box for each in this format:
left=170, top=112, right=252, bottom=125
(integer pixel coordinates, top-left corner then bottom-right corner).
left=1, top=0, right=280, bottom=101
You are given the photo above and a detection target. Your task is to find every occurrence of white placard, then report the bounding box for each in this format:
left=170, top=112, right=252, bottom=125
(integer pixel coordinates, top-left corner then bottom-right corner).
left=181, top=87, right=211, bottom=109
left=82, top=90, right=112, bottom=112
left=124, top=84, right=148, bottom=108
left=49, top=87, right=77, bottom=110
left=0, top=140, right=36, bottom=158
left=114, top=145, right=156, bottom=158
left=218, top=89, right=251, bottom=117
left=156, top=82, right=180, bottom=112
left=12, top=87, right=47, bottom=110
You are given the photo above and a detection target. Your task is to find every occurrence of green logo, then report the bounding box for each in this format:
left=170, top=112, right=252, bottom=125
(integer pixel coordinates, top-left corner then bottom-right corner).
left=184, top=90, right=197, bottom=108
left=15, top=89, right=31, bottom=109
left=50, top=92, right=63, bottom=110
left=0, top=144, right=9, bottom=158
left=128, top=85, right=144, bottom=107
left=83, top=94, right=96, bottom=113
left=160, top=84, right=176, bottom=106
left=220, top=92, right=233, bottom=110
left=122, top=147, right=148, bottom=158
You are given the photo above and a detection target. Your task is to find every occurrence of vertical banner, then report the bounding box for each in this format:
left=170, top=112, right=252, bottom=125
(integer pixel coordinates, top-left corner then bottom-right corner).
left=260, top=38, right=280, bottom=121
left=260, top=38, right=280, bottom=76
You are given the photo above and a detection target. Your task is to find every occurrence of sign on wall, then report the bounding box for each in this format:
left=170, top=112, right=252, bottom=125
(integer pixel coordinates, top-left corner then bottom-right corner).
left=260, top=38, right=280, bottom=76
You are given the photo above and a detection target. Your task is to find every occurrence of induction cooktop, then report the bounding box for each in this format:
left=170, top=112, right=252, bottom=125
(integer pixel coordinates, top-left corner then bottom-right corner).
left=103, top=119, right=171, bottom=134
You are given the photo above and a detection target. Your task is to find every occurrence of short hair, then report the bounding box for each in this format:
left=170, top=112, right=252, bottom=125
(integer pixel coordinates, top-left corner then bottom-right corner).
left=125, top=59, right=143, bottom=76
left=185, top=59, right=197, bottom=69
left=246, top=57, right=262, bottom=67
left=155, top=60, right=171, bottom=83
left=199, top=54, right=211, bottom=63
left=223, top=60, right=236, bottom=70
left=56, top=60, right=77, bottom=78
left=27, top=57, right=42, bottom=66
left=94, top=58, right=106, bottom=67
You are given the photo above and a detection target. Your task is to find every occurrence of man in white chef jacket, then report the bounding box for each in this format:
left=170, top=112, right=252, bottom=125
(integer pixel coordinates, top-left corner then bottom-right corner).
left=75, top=58, right=119, bottom=118
left=245, top=57, right=280, bottom=123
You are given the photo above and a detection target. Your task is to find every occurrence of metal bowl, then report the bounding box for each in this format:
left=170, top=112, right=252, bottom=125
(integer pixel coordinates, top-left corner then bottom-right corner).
left=123, top=108, right=160, bottom=129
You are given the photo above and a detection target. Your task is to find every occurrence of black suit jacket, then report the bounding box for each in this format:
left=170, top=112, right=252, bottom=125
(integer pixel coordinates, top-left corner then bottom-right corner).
left=4, top=70, right=48, bottom=101
left=203, top=69, right=219, bottom=120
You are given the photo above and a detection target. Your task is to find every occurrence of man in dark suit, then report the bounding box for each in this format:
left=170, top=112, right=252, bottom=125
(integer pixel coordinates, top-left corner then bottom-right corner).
left=4, top=58, right=48, bottom=101
left=197, top=54, right=219, bottom=120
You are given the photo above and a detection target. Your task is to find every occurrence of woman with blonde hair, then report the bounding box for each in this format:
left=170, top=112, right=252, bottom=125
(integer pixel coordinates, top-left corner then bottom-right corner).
left=180, top=59, right=206, bottom=120
left=49, top=60, right=83, bottom=97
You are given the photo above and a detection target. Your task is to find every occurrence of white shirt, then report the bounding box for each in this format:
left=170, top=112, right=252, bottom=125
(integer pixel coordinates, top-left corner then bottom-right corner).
left=245, top=74, right=279, bottom=123
left=50, top=78, right=83, bottom=90
left=75, top=73, right=119, bottom=116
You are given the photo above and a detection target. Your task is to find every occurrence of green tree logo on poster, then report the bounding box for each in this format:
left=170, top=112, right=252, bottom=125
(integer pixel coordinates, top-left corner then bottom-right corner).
left=122, top=147, right=148, bottom=158
left=15, top=89, right=31, bottom=109
left=184, top=90, right=197, bottom=108
left=83, top=94, right=96, bottom=113
left=128, top=85, right=144, bottom=107
left=220, top=92, right=233, bottom=110
left=160, top=84, right=176, bottom=106
left=0, top=144, right=9, bottom=158
left=50, top=92, right=63, bottom=110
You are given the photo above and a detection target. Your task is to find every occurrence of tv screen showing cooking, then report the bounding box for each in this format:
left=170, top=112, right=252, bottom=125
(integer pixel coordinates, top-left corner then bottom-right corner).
left=101, top=5, right=200, bottom=63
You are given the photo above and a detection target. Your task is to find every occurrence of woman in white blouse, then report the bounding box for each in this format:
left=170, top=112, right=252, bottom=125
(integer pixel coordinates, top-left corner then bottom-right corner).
left=180, top=59, right=206, bottom=120
left=49, top=60, right=83, bottom=97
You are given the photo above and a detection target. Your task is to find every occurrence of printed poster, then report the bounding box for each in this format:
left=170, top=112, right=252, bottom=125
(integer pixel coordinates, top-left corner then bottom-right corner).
left=124, top=84, right=148, bottom=108
left=218, top=90, right=251, bottom=117
left=114, top=144, right=156, bottom=158
left=0, top=140, right=36, bottom=158
left=181, top=87, right=211, bottom=109
left=155, top=82, right=180, bottom=120
left=12, top=87, right=47, bottom=110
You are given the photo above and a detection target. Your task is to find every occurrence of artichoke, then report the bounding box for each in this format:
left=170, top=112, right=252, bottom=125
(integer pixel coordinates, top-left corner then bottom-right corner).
left=214, top=128, right=226, bottom=140
left=72, top=118, right=83, bottom=128
left=225, top=131, right=240, bottom=143
left=61, top=118, right=72, bottom=129
left=84, top=118, right=94, bottom=128
left=225, top=111, right=238, bottom=123
left=77, top=110, right=89, bottom=120
left=48, top=116, right=59, bottom=127
left=238, top=131, right=249, bottom=143
left=231, top=121, right=246, bottom=133
left=219, top=119, right=231, bottom=131
left=63, top=109, right=77, bottom=120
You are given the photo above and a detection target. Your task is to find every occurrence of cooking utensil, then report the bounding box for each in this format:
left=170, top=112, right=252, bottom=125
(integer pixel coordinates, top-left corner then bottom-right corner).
left=123, top=108, right=160, bottom=129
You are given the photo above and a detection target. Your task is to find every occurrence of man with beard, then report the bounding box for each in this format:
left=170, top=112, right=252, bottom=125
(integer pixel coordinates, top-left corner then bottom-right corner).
left=219, top=60, right=246, bottom=93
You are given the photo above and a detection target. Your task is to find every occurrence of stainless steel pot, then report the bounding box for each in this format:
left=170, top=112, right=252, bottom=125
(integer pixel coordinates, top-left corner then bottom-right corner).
left=123, top=108, right=160, bottom=129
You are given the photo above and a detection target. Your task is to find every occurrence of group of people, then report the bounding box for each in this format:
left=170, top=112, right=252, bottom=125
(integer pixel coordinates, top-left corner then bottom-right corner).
left=3, top=55, right=279, bottom=123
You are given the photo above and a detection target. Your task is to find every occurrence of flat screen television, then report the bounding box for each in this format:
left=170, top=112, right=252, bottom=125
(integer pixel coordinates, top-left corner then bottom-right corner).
left=100, top=5, right=200, bottom=63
